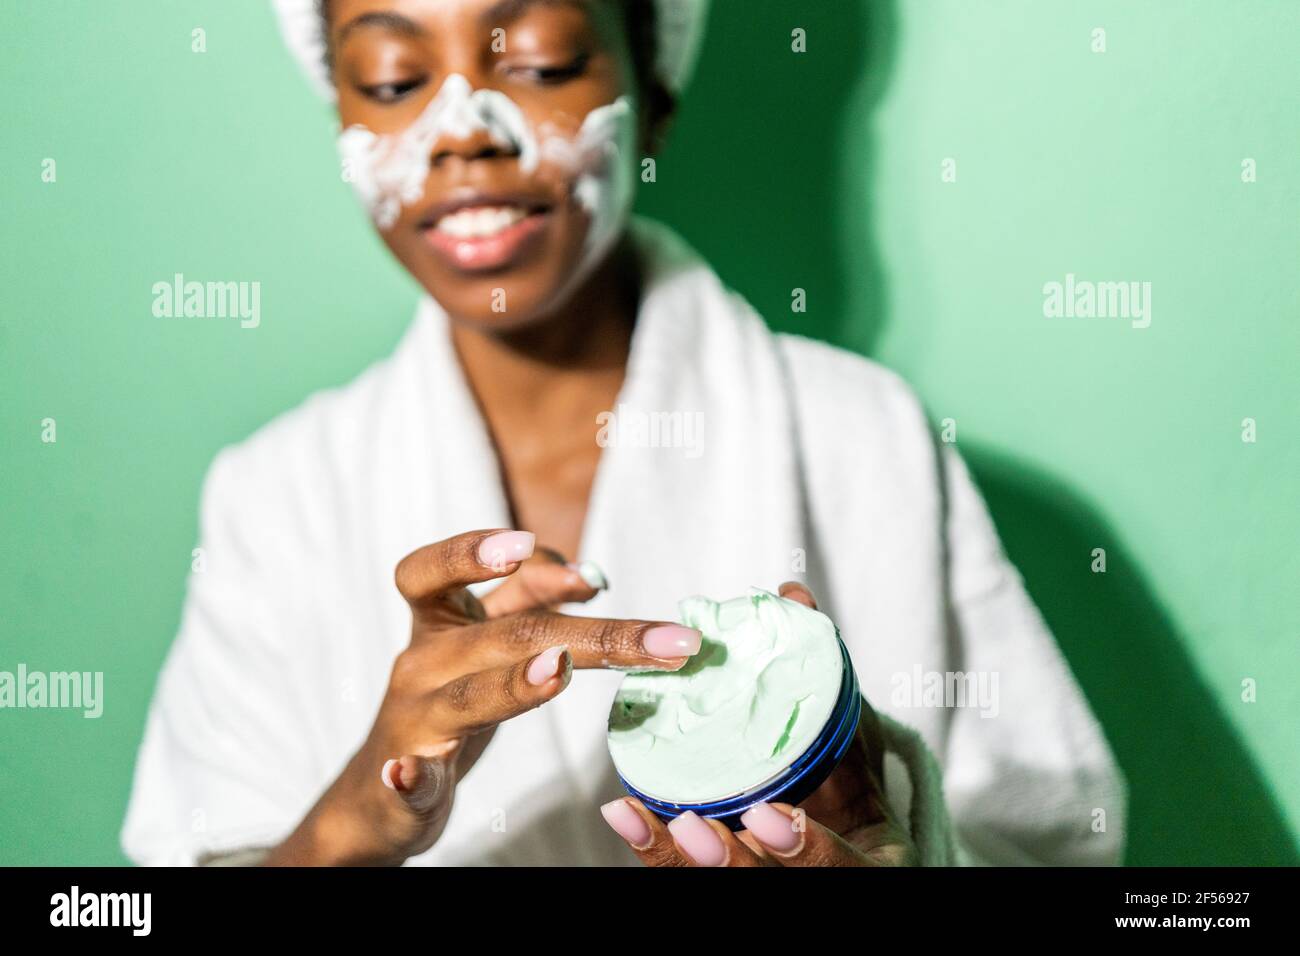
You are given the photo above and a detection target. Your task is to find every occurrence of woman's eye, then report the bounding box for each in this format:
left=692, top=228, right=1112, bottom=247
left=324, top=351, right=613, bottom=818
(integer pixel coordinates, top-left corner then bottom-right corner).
left=356, top=77, right=426, bottom=103
left=507, top=55, right=589, bottom=85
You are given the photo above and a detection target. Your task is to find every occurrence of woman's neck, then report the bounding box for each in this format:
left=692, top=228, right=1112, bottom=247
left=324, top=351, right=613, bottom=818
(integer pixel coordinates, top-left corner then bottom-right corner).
left=450, top=238, right=640, bottom=434
left=447, top=238, right=642, bottom=553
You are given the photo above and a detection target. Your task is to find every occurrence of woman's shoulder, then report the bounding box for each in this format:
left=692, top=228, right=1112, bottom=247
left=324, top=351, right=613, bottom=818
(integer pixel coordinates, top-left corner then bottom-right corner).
left=198, top=327, right=421, bottom=535
left=776, top=333, right=936, bottom=456
left=218, top=357, right=395, bottom=472
left=774, top=334, right=950, bottom=561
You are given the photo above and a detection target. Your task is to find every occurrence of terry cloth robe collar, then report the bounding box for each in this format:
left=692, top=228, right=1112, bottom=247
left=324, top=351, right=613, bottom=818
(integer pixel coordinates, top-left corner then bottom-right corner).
left=402, top=214, right=816, bottom=820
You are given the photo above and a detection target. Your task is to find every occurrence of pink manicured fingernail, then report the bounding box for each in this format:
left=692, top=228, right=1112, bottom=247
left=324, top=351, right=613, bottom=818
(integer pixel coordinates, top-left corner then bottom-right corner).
left=668, top=811, right=726, bottom=866
left=642, top=625, right=702, bottom=659
left=527, top=645, right=569, bottom=686
left=601, top=799, right=653, bottom=849
left=740, top=803, right=803, bottom=854
left=477, top=530, right=535, bottom=570
left=380, top=759, right=400, bottom=791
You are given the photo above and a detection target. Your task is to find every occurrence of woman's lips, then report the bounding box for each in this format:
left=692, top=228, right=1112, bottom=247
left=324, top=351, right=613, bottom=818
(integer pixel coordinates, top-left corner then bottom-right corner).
left=421, top=203, right=550, bottom=272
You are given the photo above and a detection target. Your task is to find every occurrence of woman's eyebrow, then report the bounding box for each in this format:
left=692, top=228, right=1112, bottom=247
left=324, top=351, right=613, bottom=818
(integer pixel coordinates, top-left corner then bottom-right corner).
left=480, top=0, right=587, bottom=27
left=337, top=11, right=428, bottom=44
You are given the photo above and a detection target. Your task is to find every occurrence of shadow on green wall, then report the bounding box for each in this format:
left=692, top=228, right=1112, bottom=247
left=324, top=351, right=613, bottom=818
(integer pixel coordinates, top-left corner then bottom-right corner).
left=640, top=0, right=891, bottom=348
left=642, top=0, right=1298, bottom=864
left=967, top=446, right=1299, bottom=865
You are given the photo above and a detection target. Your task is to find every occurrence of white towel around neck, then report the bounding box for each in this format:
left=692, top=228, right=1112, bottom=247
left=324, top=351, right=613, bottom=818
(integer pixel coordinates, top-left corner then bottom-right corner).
left=121, top=218, right=1126, bottom=866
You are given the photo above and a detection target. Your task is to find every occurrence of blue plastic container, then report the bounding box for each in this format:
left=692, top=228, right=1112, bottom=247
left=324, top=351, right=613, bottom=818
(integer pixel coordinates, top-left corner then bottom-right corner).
left=616, top=634, right=862, bottom=830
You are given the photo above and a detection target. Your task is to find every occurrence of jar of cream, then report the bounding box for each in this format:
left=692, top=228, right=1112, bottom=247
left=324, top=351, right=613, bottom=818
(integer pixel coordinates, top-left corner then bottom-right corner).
left=607, top=588, right=862, bottom=829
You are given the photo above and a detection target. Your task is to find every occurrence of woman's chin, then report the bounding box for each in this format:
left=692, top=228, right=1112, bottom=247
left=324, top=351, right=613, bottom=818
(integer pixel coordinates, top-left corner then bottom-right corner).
left=409, top=259, right=604, bottom=334
left=441, top=303, right=559, bottom=333
left=426, top=279, right=580, bottom=334
left=391, top=219, right=598, bottom=333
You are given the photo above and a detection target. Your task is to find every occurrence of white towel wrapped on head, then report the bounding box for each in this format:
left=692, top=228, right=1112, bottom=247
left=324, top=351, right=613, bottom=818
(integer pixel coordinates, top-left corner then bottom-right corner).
left=270, top=0, right=711, bottom=100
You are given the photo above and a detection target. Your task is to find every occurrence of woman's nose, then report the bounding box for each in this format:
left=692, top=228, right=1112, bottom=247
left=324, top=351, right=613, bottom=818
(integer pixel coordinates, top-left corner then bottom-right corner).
left=431, top=125, right=514, bottom=167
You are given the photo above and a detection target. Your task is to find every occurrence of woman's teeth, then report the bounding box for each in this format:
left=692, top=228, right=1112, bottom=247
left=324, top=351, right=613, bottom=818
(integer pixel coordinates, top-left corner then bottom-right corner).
left=434, top=205, right=529, bottom=239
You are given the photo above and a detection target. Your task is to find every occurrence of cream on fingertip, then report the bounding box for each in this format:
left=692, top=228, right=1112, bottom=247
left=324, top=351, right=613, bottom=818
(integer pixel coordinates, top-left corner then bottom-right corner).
left=569, top=560, right=609, bottom=591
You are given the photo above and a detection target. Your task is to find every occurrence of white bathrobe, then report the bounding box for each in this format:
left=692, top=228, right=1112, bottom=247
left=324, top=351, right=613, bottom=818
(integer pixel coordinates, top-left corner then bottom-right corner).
left=121, top=219, right=1126, bottom=866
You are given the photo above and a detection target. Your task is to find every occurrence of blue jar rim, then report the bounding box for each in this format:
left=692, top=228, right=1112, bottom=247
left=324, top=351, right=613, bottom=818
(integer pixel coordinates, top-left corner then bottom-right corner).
left=616, top=634, right=861, bottom=830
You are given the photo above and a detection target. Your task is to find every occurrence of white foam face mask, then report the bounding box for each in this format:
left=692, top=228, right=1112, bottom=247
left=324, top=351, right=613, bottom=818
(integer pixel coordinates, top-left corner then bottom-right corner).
left=337, top=74, right=637, bottom=277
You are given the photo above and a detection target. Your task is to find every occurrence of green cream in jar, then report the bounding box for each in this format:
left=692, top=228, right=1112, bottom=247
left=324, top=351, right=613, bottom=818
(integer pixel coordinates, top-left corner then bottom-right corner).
left=607, top=588, right=853, bottom=815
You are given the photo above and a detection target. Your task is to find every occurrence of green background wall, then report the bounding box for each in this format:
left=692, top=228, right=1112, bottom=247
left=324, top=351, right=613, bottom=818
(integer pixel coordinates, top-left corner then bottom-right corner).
left=2, top=1, right=1295, bottom=864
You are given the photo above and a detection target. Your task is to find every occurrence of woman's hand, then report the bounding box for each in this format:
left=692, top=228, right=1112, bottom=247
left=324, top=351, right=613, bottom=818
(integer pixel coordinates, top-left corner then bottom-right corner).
left=266, top=529, right=701, bottom=866
left=600, top=582, right=917, bottom=867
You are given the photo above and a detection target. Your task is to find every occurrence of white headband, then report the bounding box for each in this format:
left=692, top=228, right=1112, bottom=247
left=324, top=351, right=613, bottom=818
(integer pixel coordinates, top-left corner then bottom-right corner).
left=270, top=0, right=710, bottom=101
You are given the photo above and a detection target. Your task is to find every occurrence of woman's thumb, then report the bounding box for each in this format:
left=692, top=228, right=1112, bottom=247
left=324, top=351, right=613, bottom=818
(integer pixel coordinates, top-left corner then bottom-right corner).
left=382, top=754, right=451, bottom=814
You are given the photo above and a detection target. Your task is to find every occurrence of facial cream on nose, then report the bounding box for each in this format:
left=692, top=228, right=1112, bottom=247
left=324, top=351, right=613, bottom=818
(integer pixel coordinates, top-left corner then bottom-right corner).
left=607, top=588, right=862, bottom=829
left=338, top=73, right=536, bottom=229
left=336, top=72, right=636, bottom=246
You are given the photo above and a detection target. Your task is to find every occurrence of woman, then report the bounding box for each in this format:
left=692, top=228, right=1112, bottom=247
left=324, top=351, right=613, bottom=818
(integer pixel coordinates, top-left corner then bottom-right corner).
left=121, top=0, right=1125, bottom=866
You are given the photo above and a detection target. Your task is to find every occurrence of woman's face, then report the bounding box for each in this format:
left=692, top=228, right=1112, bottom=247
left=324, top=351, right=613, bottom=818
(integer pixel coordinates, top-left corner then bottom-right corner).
left=327, top=0, right=647, bottom=330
